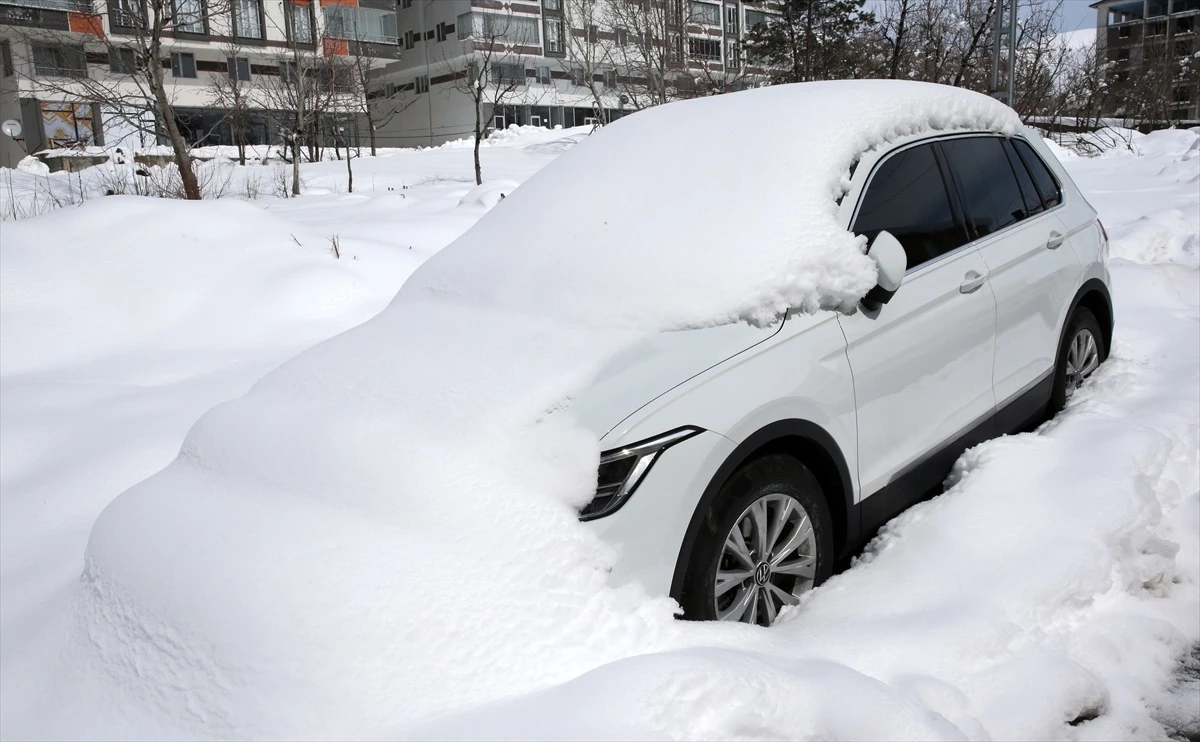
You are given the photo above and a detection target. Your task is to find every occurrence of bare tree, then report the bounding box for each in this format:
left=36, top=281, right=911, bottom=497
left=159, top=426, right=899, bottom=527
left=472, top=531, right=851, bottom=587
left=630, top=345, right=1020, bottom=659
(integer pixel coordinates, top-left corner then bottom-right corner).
left=606, top=0, right=684, bottom=109
left=11, top=0, right=237, bottom=198
left=258, top=6, right=352, bottom=195
left=338, top=31, right=411, bottom=157
left=559, top=0, right=620, bottom=123
left=443, top=11, right=539, bottom=184
left=207, top=41, right=258, bottom=165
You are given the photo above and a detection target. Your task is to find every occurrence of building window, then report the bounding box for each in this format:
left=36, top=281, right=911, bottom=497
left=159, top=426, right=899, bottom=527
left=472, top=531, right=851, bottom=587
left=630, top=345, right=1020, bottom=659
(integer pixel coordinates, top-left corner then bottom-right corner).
left=543, top=0, right=561, bottom=9
left=728, top=40, right=742, bottom=68
left=287, top=1, right=313, bottom=43
left=536, top=64, right=550, bottom=84
left=569, top=66, right=584, bottom=85
left=404, top=30, right=415, bottom=48
left=402, top=0, right=411, bottom=7
left=173, top=0, right=204, bottom=32
left=745, top=9, right=771, bottom=30
left=1, top=40, right=12, bottom=77
left=109, top=0, right=143, bottom=28
left=280, top=60, right=298, bottom=83
left=602, top=69, right=616, bottom=88
left=325, top=5, right=399, bottom=44
left=109, top=47, right=136, bottom=73
left=171, top=51, right=196, bottom=78
left=724, top=5, right=737, bottom=32
left=490, top=62, right=524, bottom=84
left=436, top=21, right=447, bottom=41
left=544, top=17, right=563, bottom=52
left=459, top=12, right=540, bottom=44
left=1117, top=48, right=1130, bottom=61
left=33, top=43, right=86, bottom=77
left=1146, top=20, right=1166, bottom=36
left=228, top=56, right=251, bottom=81
left=1118, top=25, right=1132, bottom=38
left=1176, top=16, right=1195, bottom=35
left=616, top=26, right=628, bottom=45
left=690, top=1, right=719, bottom=26
left=233, top=0, right=263, bottom=38
left=1175, top=87, right=1192, bottom=104
left=688, top=36, right=721, bottom=60
left=415, top=74, right=428, bottom=93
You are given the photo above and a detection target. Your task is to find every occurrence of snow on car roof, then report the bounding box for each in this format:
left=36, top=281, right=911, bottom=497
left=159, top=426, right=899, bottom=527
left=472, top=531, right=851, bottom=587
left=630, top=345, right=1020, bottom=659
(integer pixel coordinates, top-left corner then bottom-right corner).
left=408, top=80, right=1020, bottom=330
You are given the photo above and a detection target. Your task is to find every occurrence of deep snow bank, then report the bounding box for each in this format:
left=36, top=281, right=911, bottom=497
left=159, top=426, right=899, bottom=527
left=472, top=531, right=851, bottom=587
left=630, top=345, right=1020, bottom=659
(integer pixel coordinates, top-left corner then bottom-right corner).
left=0, top=197, right=377, bottom=382
left=6, top=81, right=1022, bottom=738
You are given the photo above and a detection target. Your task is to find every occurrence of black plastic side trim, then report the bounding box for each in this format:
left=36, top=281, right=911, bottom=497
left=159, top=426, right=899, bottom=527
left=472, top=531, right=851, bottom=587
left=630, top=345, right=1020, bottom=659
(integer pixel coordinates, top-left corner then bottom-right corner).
left=1064, top=278, right=1115, bottom=355
left=669, top=419, right=856, bottom=604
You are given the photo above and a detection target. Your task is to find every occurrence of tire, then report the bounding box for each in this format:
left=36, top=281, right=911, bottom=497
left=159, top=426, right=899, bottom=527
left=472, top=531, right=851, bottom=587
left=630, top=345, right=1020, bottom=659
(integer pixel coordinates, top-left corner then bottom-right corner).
left=679, top=454, right=834, bottom=627
left=1049, top=306, right=1107, bottom=415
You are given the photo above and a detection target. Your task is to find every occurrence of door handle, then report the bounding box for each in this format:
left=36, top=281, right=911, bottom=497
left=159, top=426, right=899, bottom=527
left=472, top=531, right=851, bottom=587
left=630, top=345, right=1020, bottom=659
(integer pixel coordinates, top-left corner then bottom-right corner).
left=960, top=270, right=986, bottom=294
left=1047, top=230, right=1065, bottom=250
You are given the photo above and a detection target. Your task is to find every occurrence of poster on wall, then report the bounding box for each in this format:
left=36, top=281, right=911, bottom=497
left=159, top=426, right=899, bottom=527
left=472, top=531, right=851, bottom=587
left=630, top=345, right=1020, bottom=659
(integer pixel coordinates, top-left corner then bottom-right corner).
left=40, top=102, right=95, bottom=148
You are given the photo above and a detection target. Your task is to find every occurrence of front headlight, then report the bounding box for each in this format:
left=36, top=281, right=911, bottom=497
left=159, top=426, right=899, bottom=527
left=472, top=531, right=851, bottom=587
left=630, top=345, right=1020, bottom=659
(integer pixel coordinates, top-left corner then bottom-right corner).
left=579, top=427, right=702, bottom=521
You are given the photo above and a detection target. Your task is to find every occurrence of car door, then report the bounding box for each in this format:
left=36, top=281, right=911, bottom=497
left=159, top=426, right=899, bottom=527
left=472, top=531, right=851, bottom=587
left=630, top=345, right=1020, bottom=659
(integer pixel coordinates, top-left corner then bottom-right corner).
left=837, top=140, right=998, bottom=525
left=938, top=135, right=1082, bottom=419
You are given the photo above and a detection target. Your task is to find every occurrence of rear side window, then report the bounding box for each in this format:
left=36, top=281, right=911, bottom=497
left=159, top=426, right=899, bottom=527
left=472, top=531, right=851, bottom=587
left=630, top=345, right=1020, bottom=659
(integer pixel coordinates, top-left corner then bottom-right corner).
left=1012, top=139, right=1062, bottom=209
left=940, top=136, right=1028, bottom=238
left=853, top=143, right=963, bottom=270
left=1002, top=139, right=1043, bottom=217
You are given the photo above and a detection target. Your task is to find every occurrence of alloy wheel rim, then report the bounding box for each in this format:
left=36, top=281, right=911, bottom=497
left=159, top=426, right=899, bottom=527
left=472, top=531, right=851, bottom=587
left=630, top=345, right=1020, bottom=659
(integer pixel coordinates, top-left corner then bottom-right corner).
left=713, top=493, right=817, bottom=626
left=1064, top=328, right=1100, bottom=400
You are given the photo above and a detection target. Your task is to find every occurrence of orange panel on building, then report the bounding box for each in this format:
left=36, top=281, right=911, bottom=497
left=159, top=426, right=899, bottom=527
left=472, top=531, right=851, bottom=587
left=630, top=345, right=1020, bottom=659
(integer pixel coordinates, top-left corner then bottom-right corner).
left=323, top=37, right=349, bottom=56
left=68, top=11, right=105, bottom=37
left=321, top=0, right=359, bottom=6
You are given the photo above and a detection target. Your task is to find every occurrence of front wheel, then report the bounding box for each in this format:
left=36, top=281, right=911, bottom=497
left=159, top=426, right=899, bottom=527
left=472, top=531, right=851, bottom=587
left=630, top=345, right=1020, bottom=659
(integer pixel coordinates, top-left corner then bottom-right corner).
left=1049, top=306, right=1107, bottom=414
left=679, top=455, right=833, bottom=627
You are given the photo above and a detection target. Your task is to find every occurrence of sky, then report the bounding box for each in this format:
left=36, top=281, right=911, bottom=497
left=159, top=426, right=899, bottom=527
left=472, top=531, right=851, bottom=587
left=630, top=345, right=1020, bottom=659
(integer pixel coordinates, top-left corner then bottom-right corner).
left=1060, top=0, right=1099, bottom=32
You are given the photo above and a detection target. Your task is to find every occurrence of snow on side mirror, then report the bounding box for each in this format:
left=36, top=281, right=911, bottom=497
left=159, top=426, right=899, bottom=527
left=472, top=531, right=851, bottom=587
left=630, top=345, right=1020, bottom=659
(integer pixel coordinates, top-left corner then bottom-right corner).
left=864, top=230, right=907, bottom=307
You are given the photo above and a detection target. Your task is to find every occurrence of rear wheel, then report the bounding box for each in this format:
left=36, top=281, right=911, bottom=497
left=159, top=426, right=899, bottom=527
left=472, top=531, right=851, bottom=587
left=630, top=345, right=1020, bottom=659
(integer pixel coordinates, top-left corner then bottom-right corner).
left=1049, top=306, right=1106, bottom=414
left=680, top=455, right=833, bottom=626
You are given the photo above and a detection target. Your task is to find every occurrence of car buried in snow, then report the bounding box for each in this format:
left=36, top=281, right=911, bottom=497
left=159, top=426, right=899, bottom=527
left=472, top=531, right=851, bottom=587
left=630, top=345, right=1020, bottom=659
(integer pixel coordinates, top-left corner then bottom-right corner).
left=563, top=94, right=1113, bottom=627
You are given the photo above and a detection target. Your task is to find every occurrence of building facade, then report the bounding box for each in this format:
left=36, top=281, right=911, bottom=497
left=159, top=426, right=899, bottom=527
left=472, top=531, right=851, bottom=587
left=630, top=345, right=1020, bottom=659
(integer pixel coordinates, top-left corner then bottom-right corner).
left=0, top=0, right=402, bottom=166
left=371, top=0, right=779, bottom=148
left=1092, top=0, right=1200, bottom=121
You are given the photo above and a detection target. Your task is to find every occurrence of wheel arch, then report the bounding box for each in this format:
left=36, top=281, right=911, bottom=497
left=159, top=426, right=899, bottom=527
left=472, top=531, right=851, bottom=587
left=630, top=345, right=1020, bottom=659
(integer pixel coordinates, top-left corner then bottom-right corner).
left=669, top=419, right=857, bottom=606
left=1065, top=278, right=1115, bottom=359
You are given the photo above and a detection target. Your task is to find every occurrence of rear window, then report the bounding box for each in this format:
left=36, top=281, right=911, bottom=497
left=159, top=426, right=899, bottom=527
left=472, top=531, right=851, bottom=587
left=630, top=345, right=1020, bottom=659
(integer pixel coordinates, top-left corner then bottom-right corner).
left=853, top=143, right=964, bottom=270
left=1012, top=138, right=1062, bottom=208
left=940, top=136, right=1028, bottom=238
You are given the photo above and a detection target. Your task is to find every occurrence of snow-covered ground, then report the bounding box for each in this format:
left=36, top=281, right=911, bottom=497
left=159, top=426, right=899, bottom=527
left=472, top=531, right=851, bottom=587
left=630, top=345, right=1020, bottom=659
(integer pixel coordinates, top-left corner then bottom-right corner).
left=1, top=108, right=1197, bottom=740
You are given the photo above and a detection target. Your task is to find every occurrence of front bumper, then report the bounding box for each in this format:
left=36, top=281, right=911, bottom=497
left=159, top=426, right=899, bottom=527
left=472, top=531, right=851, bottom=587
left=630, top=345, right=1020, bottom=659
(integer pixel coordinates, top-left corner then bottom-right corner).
left=581, top=429, right=737, bottom=599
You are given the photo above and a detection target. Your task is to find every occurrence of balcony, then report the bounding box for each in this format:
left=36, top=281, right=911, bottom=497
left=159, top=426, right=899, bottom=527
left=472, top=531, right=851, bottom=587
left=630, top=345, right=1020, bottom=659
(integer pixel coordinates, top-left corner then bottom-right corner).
left=0, top=0, right=92, bottom=11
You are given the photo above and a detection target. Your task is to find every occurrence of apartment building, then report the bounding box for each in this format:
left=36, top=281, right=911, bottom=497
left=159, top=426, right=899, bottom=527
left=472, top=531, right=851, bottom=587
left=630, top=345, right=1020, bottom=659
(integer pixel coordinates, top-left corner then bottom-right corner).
left=1092, top=0, right=1200, bottom=120
left=0, top=0, right=401, bottom=166
left=371, top=0, right=778, bottom=148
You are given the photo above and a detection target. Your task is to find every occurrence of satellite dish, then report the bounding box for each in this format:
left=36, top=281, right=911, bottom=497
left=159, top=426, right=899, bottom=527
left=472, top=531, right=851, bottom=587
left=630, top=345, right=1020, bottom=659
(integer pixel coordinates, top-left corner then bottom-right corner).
left=1, top=119, right=21, bottom=139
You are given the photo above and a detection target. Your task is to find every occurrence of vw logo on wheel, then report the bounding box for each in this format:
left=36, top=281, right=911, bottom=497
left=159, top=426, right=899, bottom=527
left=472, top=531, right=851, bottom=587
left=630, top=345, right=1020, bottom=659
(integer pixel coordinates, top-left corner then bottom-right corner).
left=753, top=562, right=771, bottom=586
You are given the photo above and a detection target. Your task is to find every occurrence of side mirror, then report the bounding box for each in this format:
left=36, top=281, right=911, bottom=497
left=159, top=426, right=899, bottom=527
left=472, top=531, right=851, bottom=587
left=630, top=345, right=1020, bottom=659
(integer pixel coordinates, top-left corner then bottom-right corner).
left=864, top=231, right=907, bottom=306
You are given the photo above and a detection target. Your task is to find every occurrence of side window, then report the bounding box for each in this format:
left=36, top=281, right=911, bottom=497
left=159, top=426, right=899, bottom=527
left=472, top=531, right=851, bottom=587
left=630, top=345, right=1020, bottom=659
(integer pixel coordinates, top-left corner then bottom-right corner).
left=940, top=136, right=1027, bottom=238
left=853, top=143, right=963, bottom=270
left=1012, top=139, right=1062, bottom=209
left=1001, top=139, right=1043, bottom=217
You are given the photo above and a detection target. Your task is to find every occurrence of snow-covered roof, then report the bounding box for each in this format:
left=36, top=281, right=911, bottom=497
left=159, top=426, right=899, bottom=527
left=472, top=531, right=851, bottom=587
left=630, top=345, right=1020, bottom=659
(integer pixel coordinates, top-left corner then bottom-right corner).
left=409, top=80, right=1021, bottom=330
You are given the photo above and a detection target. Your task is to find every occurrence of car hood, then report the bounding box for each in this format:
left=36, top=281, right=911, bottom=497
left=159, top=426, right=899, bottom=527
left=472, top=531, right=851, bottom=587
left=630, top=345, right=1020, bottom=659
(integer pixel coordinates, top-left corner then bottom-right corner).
left=567, top=320, right=782, bottom=444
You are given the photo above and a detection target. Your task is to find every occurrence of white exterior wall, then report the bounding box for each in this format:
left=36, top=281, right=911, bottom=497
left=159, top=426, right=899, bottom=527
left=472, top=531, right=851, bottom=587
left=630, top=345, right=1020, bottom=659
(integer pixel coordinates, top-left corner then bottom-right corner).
left=372, top=0, right=775, bottom=148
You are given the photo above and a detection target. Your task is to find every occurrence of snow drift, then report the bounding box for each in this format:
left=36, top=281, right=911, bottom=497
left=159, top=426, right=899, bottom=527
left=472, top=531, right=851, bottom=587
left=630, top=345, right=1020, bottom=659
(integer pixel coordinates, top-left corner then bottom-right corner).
left=4, top=81, right=1024, bottom=739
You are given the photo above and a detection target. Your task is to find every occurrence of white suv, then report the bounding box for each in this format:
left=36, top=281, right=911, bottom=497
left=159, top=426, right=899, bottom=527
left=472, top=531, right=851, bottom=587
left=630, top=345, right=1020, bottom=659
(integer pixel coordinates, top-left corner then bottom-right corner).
left=576, top=129, right=1112, bottom=626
